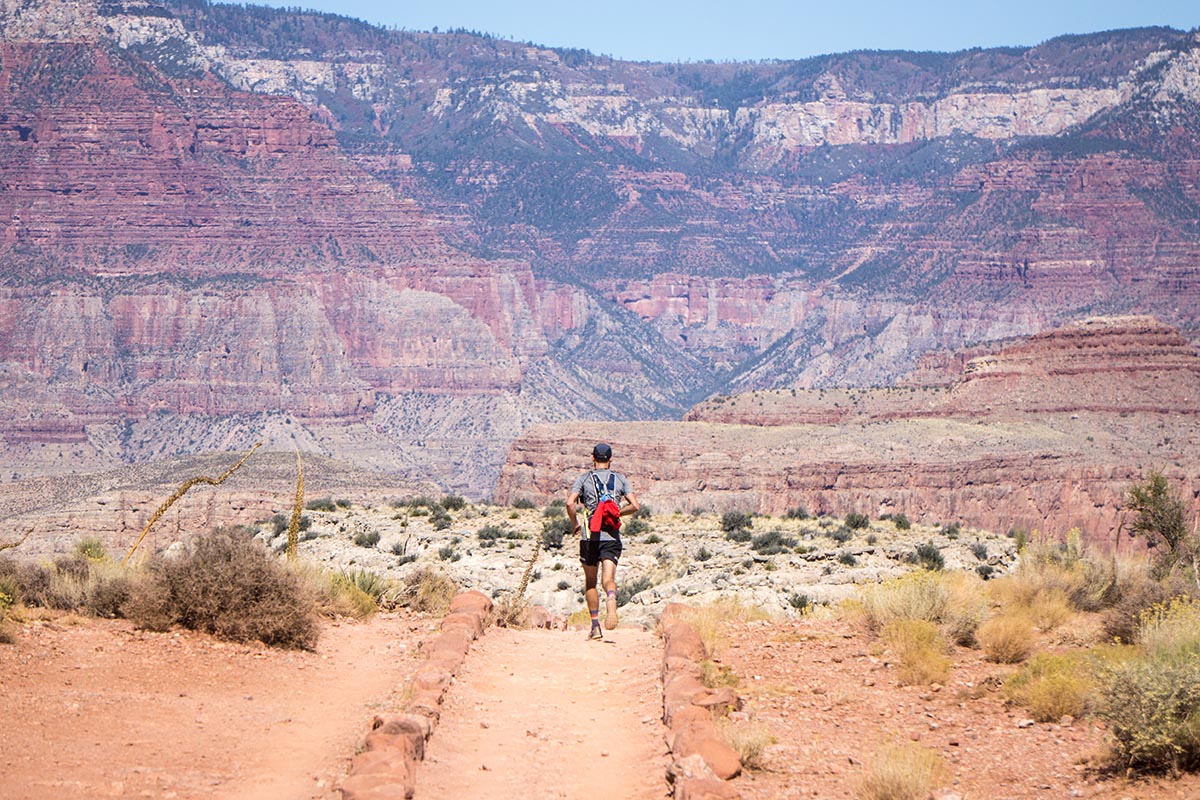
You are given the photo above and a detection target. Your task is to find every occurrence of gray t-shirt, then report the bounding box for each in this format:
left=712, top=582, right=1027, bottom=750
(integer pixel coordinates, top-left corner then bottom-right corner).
left=572, top=468, right=631, bottom=541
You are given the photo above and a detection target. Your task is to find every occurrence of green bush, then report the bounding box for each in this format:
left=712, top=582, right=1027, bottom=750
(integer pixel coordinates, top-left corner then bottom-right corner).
left=1126, top=472, right=1194, bottom=579
left=616, top=575, right=654, bottom=605
left=828, top=526, right=853, bottom=544
left=971, top=542, right=988, bottom=560
left=696, top=547, right=713, bottom=562
left=305, top=497, right=337, bottom=512
left=644, top=533, right=663, bottom=544
left=725, top=528, right=752, bottom=543
left=352, top=530, right=381, bottom=548
left=838, top=552, right=858, bottom=566
left=881, top=513, right=911, bottom=530
left=74, top=536, right=108, bottom=561
left=430, top=507, right=452, bottom=531
left=511, top=497, right=535, bottom=509
left=123, top=529, right=318, bottom=649
left=845, top=513, right=870, bottom=530
left=556, top=580, right=571, bottom=591
left=789, top=593, right=811, bottom=612
left=623, top=518, right=649, bottom=537
left=441, top=494, right=467, bottom=511
left=784, top=506, right=809, bottom=520
left=751, top=530, right=796, bottom=555
left=720, top=511, right=753, bottom=533
left=909, top=542, right=944, bottom=571
left=541, top=517, right=572, bottom=549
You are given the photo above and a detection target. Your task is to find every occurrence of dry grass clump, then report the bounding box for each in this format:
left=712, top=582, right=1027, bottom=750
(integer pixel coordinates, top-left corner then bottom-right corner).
left=851, top=570, right=987, bottom=646
left=881, top=619, right=952, bottom=686
left=718, top=719, right=776, bottom=771
left=1004, top=652, right=1094, bottom=722
left=491, top=591, right=530, bottom=628
left=298, top=566, right=389, bottom=619
left=1093, top=598, right=1200, bottom=773
left=391, top=567, right=459, bottom=615
left=123, top=528, right=319, bottom=649
left=977, top=611, right=1036, bottom=663
left=0, top=551, right=134, bottom=619
left=682, top=596, right=772, bottom=655
left=856, top=741, right=947, bottom=800
left=1101, top=560, right=1194, bottom=644
left=699, top=658, right=740, bottom=689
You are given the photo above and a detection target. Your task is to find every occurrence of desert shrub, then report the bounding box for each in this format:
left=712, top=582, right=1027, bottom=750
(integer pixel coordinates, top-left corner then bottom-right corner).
left=616, top=575, right=654, bottom=605
left=720, top=511, right=753, bottom=533
left=789, top=593, right=811, bottom=612
left=511, top=497, right=535, bottom=509
left=429, top=507, right=452, bottom=530
left=838, top=551, right=858, bottom=566
left=845, top=513, right=870, bottom=530
left=492, top=591, right=529, bottom=628
left=304, top=567, right=379, bottom=619
left=1026, top=589, right=1074, bottom=632
left=907, top=542, right=944, bottom=571
left=993, top=537, right=1118, bottom=615
left=335, top=499, right=351, bottom=509
left=976, top=564, right=995, bottom=580
left=477, top=524, right=507, bottom=541
left=437, top=545, right=460, bottom=561
left=542, top=501, right=566, bottom=518
left=352, top=529, right=381, bottom=548
left=881, top=513, right=911, bottom=530
left=828, top=526, right=853, bottom=544
left=305, top=497, right=336, bottom=512
left=123, top=529, right=318, bottom=649
left=622, top=518, right=649, bottom=537
left=695, top=546, right=713, bottom=562
left=440, top=494, right=467, bottom=511
left=977, top=611, right=1035, bottom=663
left=971, top=542, right=988, bottom=560
left=718, top=720, right=776, bottom=770
left=942, top=523, right=961, bottom=539
left=82, top=561, right=134, bottom=618
left=853, top=571, right=987, bottom=646
left=541, top=517, right=572, bottom=549
left=644, top=533, right=663, bottom=544
left=74, top=536, right=108, bottom=561
left=856, top=741, right=947, bottom=800
left=556, top=580, right=570, bottom=591
left=1125, top=472, right=1194, bottom=578
left=784, top=506, right=809, bottom=520
left=8, top=561, right=52, bottom=607
left=634, top=504, right=652, bottom=519
left=699, top=658, right=739, bottom=689
left=751, top=530, right=796, bottom=555
left=1093, top=602, right=1200, bottom=775
left=271, top=513, right=311, bottom=536
left=392, top=568, right=458, bottom=615
left=725, top=528, right=752, bottom=543
left=883, top=619, right=951, bottom=686
left=1004, top=652, right=1093, bottom=722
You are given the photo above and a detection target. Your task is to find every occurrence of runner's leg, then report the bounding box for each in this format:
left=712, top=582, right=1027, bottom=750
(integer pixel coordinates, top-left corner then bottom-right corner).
left=601, top=558, right=618, bottom=629
left=583, top=563, right=602, bottom=636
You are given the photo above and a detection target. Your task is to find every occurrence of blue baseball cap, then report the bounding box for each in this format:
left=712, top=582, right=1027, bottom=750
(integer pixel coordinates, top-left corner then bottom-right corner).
left=592, top=443, right=613, bottom=460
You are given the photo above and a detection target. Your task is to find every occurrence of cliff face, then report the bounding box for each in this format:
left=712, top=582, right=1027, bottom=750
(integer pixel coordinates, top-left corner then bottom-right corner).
left=497, top=318, right=1200, bottom=543
left=1, top=1, right=1199, bottom=498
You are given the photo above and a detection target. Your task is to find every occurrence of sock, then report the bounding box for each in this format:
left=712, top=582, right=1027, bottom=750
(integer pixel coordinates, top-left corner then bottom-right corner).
left=590, top=609, right=600, bottom=628
left=606, top=589, right=617, bottom=601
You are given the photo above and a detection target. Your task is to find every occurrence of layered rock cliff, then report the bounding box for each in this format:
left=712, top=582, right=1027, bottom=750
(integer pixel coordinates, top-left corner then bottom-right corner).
left=496, top=318, right=1200, bottom=542
left=1, top=1, right=1199, bottom=500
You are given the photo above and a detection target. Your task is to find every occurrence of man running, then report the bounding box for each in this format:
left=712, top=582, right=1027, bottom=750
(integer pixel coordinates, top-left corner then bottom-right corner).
left=566, top=443, right=640, bottom=640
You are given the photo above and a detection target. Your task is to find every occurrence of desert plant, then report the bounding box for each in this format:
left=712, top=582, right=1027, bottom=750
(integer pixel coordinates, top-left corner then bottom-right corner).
left=725, top=528, right=752, bottom=543
left=437, top=545, right=459, bottom=561
left=74, top=537, right=108, bottom=561
left=909, top=542, right=944, bottom=571
left=123, top=528, right=318, bottom=649
left=541, top=517, right=572, bottom=549
left=699, top=659, right=739, bottom=688
left=718, top=720, right=776, bottom=770
left=784, top=506, right=810, bottom=520
left=856, top=741, right=947, bottom=800
left=695, top=546, right=713, bottom=562
left=440, top=494, right=467, bottom=511
left=352, top=530, right=381, bottom=548
left=305, top=497, right=337, bottom=512
left=1126, top=472, right=1197, bottom=583
left=430, top=507, right=452, bottom=530
left=882, top=619, right=951, bottom=686
left=845, top=513, right=870, bottom=530
left=838, top=551, right=858, bottom=566
left=622, top=518, right=649, bottom=537
left=881, top=513, right=911, bottom=530
left=751, top=530, right=796, bottom=555
left=829, top=526, right=853, bottom=544
left=511, top=497, right=535, bottom=509
left=556, top=580, right=571, bottom=591
left=644, top=533, right=663, bottom=544
left=492, top=591, right=529, bottom=628
left=977, top=611, right=1035, bottom=663
left=682, top=598, right=771, bottom=656
left=616, top=575, right=654, bottom=605
left=720, top=511, right=753, bottom=533
left=853, top=571, right=987, bottom=646
left=971, top=542, right=988, bottom=560
left=1004, top=652, right=1093, bottom=722
left=789, top=592, right=811, bottom=612
left=392, top=568, right=459, bottom=615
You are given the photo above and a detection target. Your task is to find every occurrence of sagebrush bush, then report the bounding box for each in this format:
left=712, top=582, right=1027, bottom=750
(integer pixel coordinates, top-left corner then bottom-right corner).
left=720, top=511, right=753, bottom=533
left=1004, top=652, right=1093, bottom=722
left=845, top=513, right=870, bottom=530
left=541, top=517, right=572, bottom=549
left=853, top=571, right=987, bottom=646
left=977, top=611, right=1035, bottom=663
left=1094, top=649, right=1200, bottom=773
left=882, top=619, right=951, bottom=686
left=856, top=742, right=947, bottom=800
left=751, top=529, right=796, bottom=555
left=74, top=536, right=108, bottom=561
left=305, top=497, right=336, bottom=512
left=123, top=529, right=319, bottom=649
left=1102, top=569, right=1194, bottom=644
left=492, top=591, right=529, bottom=628
left=393, top=568, right=458, bottom=615
left=352, top=530, right=381, bottom=548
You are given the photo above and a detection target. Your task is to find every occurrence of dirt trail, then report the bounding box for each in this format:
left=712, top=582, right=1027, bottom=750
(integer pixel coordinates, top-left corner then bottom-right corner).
left=0, top=613, right=426, bottom=800
left=416, top=627, right=671, bottom=800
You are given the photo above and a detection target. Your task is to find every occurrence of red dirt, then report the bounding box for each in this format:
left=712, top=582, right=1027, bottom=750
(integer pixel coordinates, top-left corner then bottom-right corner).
left=0, top=612, right=427, bottom=800
left=718, top=614, right=1200, bottom=800
left=415, top=626, right=670, bottom=799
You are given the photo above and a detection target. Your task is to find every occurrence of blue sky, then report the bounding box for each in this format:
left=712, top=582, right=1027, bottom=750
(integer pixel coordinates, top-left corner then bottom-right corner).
left=255, top=1, right=1199, bottom=62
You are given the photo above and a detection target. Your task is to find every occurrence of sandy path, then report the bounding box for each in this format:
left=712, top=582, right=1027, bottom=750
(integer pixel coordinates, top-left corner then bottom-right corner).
left=416, top=627, right=671, bottom=800
left=0, top=613, right=426, bottom=800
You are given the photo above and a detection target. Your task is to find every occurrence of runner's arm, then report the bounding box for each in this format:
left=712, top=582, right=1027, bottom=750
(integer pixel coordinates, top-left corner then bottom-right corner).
left=620, top=491, right=640, bottom=517
left=566, top=488, right=582, bottom=535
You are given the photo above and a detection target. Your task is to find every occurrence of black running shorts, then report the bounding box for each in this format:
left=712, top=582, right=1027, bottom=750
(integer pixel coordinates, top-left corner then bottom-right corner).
left=579, top=537, right=622, bottom=566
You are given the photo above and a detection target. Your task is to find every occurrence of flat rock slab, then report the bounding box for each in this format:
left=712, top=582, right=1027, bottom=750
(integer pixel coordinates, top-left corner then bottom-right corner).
left=416, top=627, right=670, bottom=799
